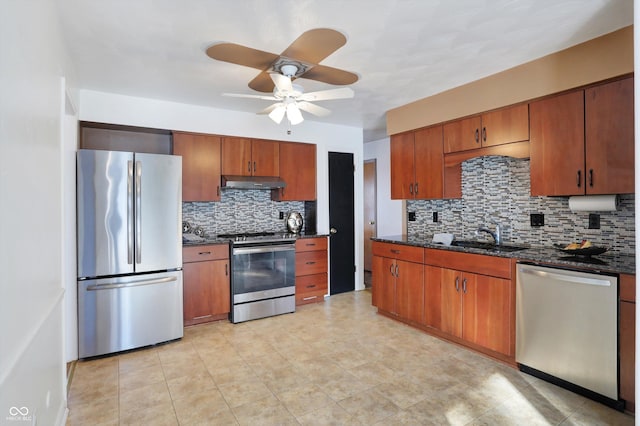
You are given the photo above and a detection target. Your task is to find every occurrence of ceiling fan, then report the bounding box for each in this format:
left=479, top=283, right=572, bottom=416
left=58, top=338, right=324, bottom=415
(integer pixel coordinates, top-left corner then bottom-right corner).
left=206, top=28, right=358, bottom=125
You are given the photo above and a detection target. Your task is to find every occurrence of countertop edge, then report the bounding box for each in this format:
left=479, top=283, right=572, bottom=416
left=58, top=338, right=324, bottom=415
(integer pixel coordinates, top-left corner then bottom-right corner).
left=372, top=236, right=635, bottom=275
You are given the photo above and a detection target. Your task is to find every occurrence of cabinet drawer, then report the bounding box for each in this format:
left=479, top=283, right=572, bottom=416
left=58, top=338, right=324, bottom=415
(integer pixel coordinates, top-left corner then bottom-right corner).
left=424, top=248, right=512, bottom=279
left=296, top=274, right=327, bottom=306
left=296, top=251, right=327, bottom=276
left=295, top=237, right=328, bottom=252
left=296, top=273, right=327, bottom=294
left=296, top=289, right=326, bottom=305
left=372, top=242, right=424, bottom=263
left=620, top=274, right=636, bottom=303
left=183, top=244, right=229, bottom=263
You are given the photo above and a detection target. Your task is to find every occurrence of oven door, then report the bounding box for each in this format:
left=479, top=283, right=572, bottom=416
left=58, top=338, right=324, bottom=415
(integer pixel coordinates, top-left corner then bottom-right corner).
left=232, top=244, right=295, bottom=302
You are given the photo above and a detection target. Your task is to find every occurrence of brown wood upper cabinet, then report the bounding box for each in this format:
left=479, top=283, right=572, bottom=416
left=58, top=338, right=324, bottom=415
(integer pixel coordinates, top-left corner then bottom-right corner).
left=390, top=125, right=444, bottom=199
left=273, top=141, right=317, bottom=201
left=172, top=132, right=222, bottom=202
left=443, top=104, right=529, bottom=153
left=221, top=137, right=279, bottom=177
left=530, top=77, right=634, bottom=196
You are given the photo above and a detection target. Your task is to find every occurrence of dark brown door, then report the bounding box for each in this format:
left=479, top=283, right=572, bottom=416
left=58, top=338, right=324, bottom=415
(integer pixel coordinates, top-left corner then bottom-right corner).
left=328, top=152, right=355, bottom=295
left=363, top=160, right=377, bottom=272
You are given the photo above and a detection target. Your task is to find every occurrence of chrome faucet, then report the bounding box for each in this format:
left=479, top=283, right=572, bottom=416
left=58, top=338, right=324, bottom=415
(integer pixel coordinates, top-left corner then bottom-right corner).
left=476, top=222, right=502, bottom=245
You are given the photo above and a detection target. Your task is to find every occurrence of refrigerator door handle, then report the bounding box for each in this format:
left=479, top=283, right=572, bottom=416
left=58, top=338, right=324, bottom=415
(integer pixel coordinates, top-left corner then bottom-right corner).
left=135, top=160, right=142, bottom=264
left=127, top=160, right=134, bottom=264
left=86, top=276, right=177, bottom=291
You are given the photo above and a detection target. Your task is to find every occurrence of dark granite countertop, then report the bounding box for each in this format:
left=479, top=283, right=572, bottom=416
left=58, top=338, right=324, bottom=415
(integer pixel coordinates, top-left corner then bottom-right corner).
left=373, top=235, right=635, bottom=275
left=182, top=233, right=329, bottom=247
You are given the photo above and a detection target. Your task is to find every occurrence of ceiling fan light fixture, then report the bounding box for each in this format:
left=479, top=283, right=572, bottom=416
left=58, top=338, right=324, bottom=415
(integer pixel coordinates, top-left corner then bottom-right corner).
left=286, top=103, right=304, bottom=125
left=268, top=105, right=286, bottom=124
left=280, top=64, right=299, bottom=77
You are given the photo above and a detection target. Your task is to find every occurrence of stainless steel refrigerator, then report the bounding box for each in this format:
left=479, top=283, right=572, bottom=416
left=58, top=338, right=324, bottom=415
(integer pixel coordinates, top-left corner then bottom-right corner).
left=77, top=149, right=183, bottom=358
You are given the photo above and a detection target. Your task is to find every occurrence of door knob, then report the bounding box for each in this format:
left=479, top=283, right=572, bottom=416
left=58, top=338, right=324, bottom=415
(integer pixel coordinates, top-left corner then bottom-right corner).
left=368, top=221, right=375, bottom=225
left=330, top=227, right=338, bottom=234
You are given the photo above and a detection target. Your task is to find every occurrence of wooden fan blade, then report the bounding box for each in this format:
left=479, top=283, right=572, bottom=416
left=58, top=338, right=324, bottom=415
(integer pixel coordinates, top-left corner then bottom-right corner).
left=222, top=93, right=278, bottom=101
left=249, top=71, right=276, bottom=93
left=299, top=87, right=354, bottom=102
left=302, top=64, right=359, bottom=86
left=281, top=28, right=346, bottom=64
left=206, top=43, right=278, bottom=70
left=297, top=101, right=331, bottom=117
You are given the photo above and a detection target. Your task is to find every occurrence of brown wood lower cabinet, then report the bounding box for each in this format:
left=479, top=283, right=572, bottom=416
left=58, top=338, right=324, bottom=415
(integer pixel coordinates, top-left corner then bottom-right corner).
left=372, top=241, right=515, bottom=362
left=182, top=244, right=230, bottom=326
left=295, top=237, right=328, bottom=305
left=620, top=274, right=635, bottom=413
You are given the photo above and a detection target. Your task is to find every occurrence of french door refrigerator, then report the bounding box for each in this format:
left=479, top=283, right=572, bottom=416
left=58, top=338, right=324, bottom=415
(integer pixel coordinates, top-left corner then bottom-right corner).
left=77, top=149, right=183, bottom=358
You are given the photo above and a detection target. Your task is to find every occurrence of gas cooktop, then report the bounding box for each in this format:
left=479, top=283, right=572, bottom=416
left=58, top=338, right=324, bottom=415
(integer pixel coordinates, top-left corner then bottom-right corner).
left=217, top=232, right=298, bottom=245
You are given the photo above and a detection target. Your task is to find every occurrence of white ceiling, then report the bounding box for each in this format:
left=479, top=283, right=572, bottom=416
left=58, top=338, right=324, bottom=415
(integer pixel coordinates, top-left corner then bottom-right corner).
left=55, top=0, right=633, bottom=142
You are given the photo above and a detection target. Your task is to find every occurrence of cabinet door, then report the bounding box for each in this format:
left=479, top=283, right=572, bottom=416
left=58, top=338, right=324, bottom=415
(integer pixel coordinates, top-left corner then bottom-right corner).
left=530, top=91, right=585, bottom=196
left=375, top=257, right=397, bottom=314
left=277, top=142, right=316, bottom=201
left=462, top=273, right=512, bottom=355
left=251, top=139, right=280, bottom=177
left=395, top=260, right=424, bottom=323
left=390, top=132, right=416, bottom=199
left=172, top=132, right=221, bottom=202
left=221, top=137, right=252, bottom=176
left=585, top=77, right=634, bottom=194
left=414, top=126, right=443, bottom=199
left=443, top=116, right=481, bottom=153
left=210, top=259, right=230, bottom=316
left=183, top=259, right=230, bottom=326
left=440, top=268, right=462, bottom=337
left=620, top=300, right=635, bottom=411
left=481, top=104, right=529, bottom=147
left=423, top=265, right=442, bottom=329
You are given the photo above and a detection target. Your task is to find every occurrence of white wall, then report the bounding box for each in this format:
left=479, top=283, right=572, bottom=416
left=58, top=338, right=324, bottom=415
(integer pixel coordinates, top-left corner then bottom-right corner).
left=0, top=1, right=73, bottom=424
left=363, top=137, right=404, bottom=237
left=78, top=90, right=365, bottom=292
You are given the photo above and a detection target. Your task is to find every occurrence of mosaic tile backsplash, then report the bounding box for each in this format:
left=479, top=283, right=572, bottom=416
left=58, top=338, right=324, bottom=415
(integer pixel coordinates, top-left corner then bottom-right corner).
left=407, top=156, right=635, bottom=255
left=183, top=189, right=305, bottom=237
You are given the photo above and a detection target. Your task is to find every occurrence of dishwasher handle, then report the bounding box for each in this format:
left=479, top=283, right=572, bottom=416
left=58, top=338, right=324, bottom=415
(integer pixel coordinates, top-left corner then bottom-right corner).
left=519, top=267, right=611, bottom=287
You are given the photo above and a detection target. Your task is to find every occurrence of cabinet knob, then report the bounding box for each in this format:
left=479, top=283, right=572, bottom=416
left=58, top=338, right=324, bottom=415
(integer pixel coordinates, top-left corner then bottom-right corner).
left=330, top=227, right=338, bottom=234
left=455, top=276, right=460, bottom=292
left=576, top=170, right=582, bottom=187
left=482, top=127, right=487, bottom=142
left=589, top=169, right=594, bottom=187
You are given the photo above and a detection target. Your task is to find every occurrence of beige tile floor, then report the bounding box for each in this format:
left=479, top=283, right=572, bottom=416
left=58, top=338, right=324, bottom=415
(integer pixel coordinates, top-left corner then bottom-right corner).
left=67, top=290, right=635, bottom=425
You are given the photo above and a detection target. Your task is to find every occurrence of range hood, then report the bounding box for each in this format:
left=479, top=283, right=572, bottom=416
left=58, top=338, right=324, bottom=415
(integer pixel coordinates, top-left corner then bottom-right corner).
left=221, top=175, right=286, bottom=190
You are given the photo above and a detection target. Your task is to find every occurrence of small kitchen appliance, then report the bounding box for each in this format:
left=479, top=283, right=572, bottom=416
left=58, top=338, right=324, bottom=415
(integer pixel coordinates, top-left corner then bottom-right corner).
left=286, top=211, right=303, bottom=234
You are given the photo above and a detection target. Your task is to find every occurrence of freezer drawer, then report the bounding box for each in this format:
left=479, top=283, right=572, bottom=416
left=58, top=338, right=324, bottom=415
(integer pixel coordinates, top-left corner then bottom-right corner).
left=78, top=270, right=183, bottom=358
left=516, top=263, right=618, bottom=402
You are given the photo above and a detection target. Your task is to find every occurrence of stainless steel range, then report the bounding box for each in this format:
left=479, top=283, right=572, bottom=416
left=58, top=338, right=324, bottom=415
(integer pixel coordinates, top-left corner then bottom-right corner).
left=219, top=232, right=296, bottom=323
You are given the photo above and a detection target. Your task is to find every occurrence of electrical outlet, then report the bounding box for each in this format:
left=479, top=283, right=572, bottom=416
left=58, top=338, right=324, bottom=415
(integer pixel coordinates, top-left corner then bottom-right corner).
left=588, top=213, right=600, bottom=229
left=530, top=213, right=544, bottom=227
left=408, top=211, right=416, bottom=222
left=279, top=211, right=284, bottom=220
left=433, top=212, right=438, bottom=223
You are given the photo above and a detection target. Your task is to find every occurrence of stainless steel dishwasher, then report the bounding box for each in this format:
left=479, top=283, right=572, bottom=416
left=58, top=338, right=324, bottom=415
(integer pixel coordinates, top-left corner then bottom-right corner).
left=516, top=263, right=621, bottom=409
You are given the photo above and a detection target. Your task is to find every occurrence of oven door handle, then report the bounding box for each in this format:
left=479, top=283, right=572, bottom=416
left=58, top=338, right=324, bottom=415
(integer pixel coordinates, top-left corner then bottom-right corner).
left=233, top=245, right=295, bottom=255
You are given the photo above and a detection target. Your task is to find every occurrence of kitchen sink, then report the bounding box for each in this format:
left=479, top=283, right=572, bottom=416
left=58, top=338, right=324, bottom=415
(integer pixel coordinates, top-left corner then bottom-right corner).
left=451, top=240, right=528, bottom=252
